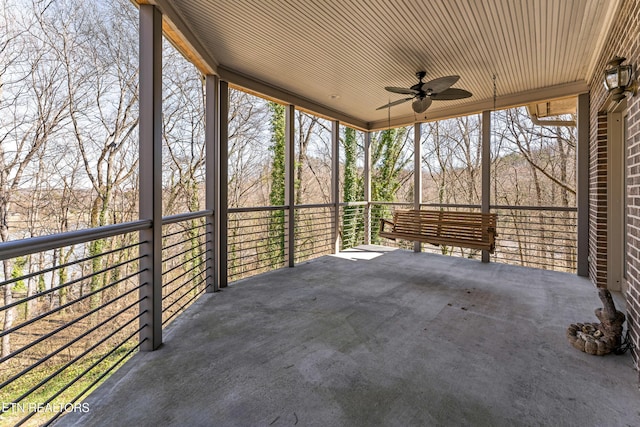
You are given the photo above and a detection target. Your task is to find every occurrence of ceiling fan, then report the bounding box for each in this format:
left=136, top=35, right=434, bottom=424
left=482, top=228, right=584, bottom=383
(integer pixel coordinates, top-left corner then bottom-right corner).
left=377, top=71, right=473, bottom=114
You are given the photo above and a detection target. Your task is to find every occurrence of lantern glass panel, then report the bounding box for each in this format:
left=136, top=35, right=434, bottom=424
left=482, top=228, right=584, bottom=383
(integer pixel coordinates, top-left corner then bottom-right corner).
left=605, top=69, right=619, bottom=90
left=619, top=65, right=632, bottom=88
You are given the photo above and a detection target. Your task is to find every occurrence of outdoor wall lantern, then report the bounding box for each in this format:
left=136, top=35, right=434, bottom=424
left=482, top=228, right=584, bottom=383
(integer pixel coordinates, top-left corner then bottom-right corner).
left=603, top=56, right=637, bottom=102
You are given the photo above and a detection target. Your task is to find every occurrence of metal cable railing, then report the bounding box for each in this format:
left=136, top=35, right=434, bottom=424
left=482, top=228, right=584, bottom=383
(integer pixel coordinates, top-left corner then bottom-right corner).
left=492, top=206, right=577, bottom=272
left=228, top=207, right=288, bottom=283
left=368, top=202, right=577, bottom=272
left=339, top=202, right=367, bottom=250
left=161, top=215, right=212, bottom=327
left=0, top=198, right=578, bottom=425
left=0, top=210, right=214, bottom=426
left=0, top=225, right=148, bottom=426
left=295, top=205, right=334, bottom=263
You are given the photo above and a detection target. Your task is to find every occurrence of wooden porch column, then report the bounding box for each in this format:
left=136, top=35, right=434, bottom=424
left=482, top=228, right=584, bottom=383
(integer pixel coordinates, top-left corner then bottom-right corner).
left=139, top=4, right=163, bottom=351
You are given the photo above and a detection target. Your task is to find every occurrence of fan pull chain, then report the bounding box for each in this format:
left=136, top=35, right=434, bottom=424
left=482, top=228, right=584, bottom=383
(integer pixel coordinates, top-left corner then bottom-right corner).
left=492, top=74, right=497, bottom=111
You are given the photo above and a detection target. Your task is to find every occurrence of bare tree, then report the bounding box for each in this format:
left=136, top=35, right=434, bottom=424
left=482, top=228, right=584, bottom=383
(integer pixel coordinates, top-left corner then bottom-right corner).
left=227, top=89, right=270, bottom=208
left=0, top=0, right=74, bottom=356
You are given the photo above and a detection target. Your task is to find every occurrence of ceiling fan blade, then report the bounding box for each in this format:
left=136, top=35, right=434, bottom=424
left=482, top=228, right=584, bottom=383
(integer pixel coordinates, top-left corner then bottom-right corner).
left=421, top=75, right=459, bottom=94
left=431, top=88, right=473, bottom=100
left=376, top=97, right=413, bottom=110
left=385, top=86, right=418, bottom=95
left=412, top=97, right=432, bottom=113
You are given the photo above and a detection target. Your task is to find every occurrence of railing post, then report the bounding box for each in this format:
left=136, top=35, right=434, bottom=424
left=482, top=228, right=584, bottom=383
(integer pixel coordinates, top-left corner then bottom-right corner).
left=481, top=110, right=491, bottom=263
left=332, top=120, right=340, bottom=253
left=216, top=80, right=229, bottom=288
left=414, top=122, right=422, bottom=253
left=576, top=93, right=589, bottom=277
left=364, top=132, right=372, bottom=245
left=139, top=4, right=162, bottom=351
left=285, top=105, right=295, bottom=266
left=205, top=75, right=218, bottom=292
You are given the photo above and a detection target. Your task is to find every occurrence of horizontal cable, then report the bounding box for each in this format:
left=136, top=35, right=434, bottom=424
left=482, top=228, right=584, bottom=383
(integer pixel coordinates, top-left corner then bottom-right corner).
left=228, top=235, right=283, bottom=247
left=0, top=268, right=144, bottom=338
left=498, top=251, right=576, bottom=261
left=161, top=231, right=208, bottom=253
left=22, top=328, right=143, bottom=427
left=0, top=281, right=144, bottom=364
left=296, top=227, right=333, bottom=235
left=227, top=228, right=273, bottom=240
left=162, top=258, right=207, bottom=295
left=162, top=251, right=209, bottom=280
left=477, top=233, right=573, bottom=241
left=229, top=229, right=272, bottom=241
left=162, top=223, right=208, bottom=240
left=0, top=240, right=144, bottom=289
left=8, top=311, right=147, bottom=411
left=1, top=254, right=146, bottom=314
left=229, top=256, right=285, bottom=270
left=162, top=239, right=209, bottom=264
left=499, top=229, right=576, bottom=238
left=228, top=251, right=277, bottom=262
left=162, top=276, right=207, bottom=316
left=228, top=212, right=277, bottom=220
left=162, top=287, right=207, bottom=327
left=0, top=291, right=144, bottom=389
left=42, top=338, right=144, bottom=427
left=294, top=203, right=334, bottom=209
left=229, top=251, right=285, bottom=264
left=296, top=209, right=333, bottom=215
left=497, top=241, right=577, bottom=250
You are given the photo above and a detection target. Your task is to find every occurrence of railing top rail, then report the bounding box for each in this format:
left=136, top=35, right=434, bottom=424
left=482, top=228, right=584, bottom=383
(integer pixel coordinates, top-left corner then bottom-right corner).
left=295, top=203, right=334, bottom=209
left=339, top=201, right=368, bottom=207
left=491, top=205, right=577, bottom=212
left=420, top=203, right=482, bottom=209
left=371, top=201, right=413, bottom=206
left=0, top=220, right=152, bottom=262
left=162, top=210, right=213, bottom=225
left=229, top=205, right=287, bottom=213
left=337, top=200, right=577, bottom=213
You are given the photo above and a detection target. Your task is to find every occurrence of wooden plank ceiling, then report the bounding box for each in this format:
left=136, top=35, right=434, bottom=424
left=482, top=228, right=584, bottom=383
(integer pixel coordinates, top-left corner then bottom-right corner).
left=151, top=0, right=620, bottom=130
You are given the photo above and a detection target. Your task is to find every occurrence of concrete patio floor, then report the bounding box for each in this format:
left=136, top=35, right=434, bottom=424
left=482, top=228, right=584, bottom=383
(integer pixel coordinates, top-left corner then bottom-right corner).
left=60, top=246, right=640, bottom=427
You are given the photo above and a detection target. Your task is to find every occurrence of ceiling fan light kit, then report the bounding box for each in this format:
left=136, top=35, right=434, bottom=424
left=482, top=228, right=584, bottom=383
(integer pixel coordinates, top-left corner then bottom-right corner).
left=377, top=71, right=473, bottom=114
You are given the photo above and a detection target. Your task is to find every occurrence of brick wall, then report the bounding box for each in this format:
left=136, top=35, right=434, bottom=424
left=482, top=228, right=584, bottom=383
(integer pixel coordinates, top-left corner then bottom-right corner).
left=588, top=0, right=640, bottom=374
left=589, top=113, right=608, bottom=287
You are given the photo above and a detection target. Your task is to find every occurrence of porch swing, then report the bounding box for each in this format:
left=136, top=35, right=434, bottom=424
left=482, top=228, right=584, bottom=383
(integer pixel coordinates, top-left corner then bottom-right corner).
left=379, top=209, right=497, bottom=253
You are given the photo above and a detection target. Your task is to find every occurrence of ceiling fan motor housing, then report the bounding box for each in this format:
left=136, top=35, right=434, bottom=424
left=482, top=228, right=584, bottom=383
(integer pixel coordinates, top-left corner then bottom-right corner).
left=378, top=72, right=473, bottom=114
